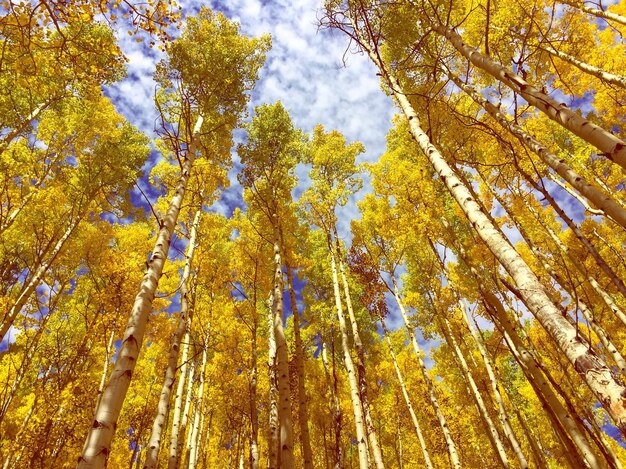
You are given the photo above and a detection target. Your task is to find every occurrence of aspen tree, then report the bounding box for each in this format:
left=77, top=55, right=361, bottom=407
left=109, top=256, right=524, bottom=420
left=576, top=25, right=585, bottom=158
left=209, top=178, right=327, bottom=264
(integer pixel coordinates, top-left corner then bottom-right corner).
left=78, top=10, right=267, bottom=466
left=323, top=3, right=626, bottom=435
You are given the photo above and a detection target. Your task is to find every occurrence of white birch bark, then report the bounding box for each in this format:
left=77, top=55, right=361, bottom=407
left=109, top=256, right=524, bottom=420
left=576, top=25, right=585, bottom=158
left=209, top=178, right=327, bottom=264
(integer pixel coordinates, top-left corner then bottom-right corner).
left=445, top=69, right=626, bottom=230
left=78, top=115, right=204, bottom=468
left=381, top=322, right=433, bottom=469
left=560, top=0, right=626, bottom=26
left=459, top=302, right=528, bottom=468
left=1, top=215, right=82, bottom=342
left=391, top=279, right=461, bottom=468
left=440, top=317, right=511, bottom=468
left=267, top=290, right=279, bottom=469
left=145, top=208, right=202, bottom=468
left=329, top=241, right=369, bottom=469
left=335, top=237, right=385, bottom=469
left=188, top=345, right=208, bottom=469
left=541, top=45, right=626, bottom=89
left=427, top=18, right=626, bottom=170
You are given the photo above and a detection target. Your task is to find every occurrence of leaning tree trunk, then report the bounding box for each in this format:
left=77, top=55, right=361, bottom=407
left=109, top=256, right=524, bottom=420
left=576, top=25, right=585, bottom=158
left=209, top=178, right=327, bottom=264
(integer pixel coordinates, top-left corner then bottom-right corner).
left=334, top=233, right=385, bottom=469
left=329, top=236, right=369, bottom=469
left=426, top=18, right=626, bottom=170
left=367, top=51, right=626, bottom=432
left=390, top=278, right=461, bottom=468
left=559, top=0, right=626, bottom=27
left=439, top=316, right=511, bottom=468
left=444, top=69, right=626, bottom=230
left=78, top=115, right=204, bottom=468
left=458, top=300, right=528, bottom=468
left=267, top=290, right=279, bottom=469
left=145, top=208, right=202, bottom=468
left=541, top=45, right=626, bottom=89
left=286, top=265, right=314, bottom=469
left=1, top=214, right=82, bottom=342
left=381, top=321, right=433, bottom=469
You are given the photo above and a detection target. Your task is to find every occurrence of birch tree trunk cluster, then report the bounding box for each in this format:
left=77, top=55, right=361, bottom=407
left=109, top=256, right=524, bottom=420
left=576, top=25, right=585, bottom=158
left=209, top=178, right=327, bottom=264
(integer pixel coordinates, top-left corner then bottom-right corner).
left=1, top=0, right=626, bottom=468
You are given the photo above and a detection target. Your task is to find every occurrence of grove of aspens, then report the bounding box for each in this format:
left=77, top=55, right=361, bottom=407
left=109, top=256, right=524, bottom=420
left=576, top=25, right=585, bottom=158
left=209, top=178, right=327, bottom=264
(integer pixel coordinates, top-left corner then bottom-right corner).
left=1, top=0, right=626, bottom=467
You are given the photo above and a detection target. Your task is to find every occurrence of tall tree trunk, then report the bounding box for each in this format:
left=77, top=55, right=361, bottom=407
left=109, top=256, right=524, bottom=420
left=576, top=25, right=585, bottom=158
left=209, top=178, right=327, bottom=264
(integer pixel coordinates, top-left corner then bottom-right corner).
left=1, top=214, right=82, bottom=342
left=249, top=323, right=260, bottom=469
left=363, top=35, right=626, bottom=431
left=188, top=343, right=208, bottom=469
left=444, top=69, right=626, bottom=230
left=267, top=289, right=279, bottom=469
left=328, top=236, right=369, bottom=469
left=515, top=407, right=549, bottom=469
left=426, top=18, right=626, bottom=170
left=516, top=163, right=626, bottom=301
left=448, top=235, right=605, bottom=467
left=145, top=208, right=202, bottom=468
left=390, top=278, right=461, bottom=468
left=78, top=115, right=204, bottom=468
left=322, top=339, right=344, bottom=469
left=540, top=44, right=626, bottom=89
left=271, top=222, right=294, bottom=468
left=439, top=316, right=511, bottom=468
left=286, top=265, right=314, bottom=469
left=559, top=0, right=626, bottom=26
left=380, top=321, right=433, bottom=469
left=458, top=301, right=528, bottom=468
left=334, top=233, right=385, bottom=469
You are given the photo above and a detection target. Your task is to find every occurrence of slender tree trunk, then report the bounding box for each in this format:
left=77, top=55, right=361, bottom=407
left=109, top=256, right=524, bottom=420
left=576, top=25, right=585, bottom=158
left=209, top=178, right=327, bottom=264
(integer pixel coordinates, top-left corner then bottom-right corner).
left=249, top=326, right=260, bottom=469
left=169, top=326, right=193, bottom=467
left=329, top=238, right=369, bottom=469
left=560, top=0, right=626, bottom=26
left=145, top=208, right=202, bottom=468
left=448, top=236, right=604, bottom=467
left=440, top=316, right=511, bottom=468
left=94, top=330, right=116, bottom=415
left=286, top=265, right=314, bottom=469
left=541, top=45, right=626, bottom=89
left=188, top=344, right=208, bottom=469
left=380, top=322, right=433, bottom=469
left=444, top=69, right=626, bottom=230
left=267, top=290, right=279, bottom=469
left=271, top=222, right=294, bottom=468
left=426, top=18, right=626, bottom=170
left=334, top=234, right=385, bottom=469
left=367, top=41, right=626, bottom=432
left=515, top=407, right=549, bottom=469
left=322, top=339, right=344, bottom=469
left=458, top=302, right=528, bottom=468
left=390, top=278, right=461, bottom=468
left=517, top=164, right=626, bottom=301
left=78, top=115, right=204, bottom=468
left=547, top=173, right=605, bottom=216
left=1, top=214, right=82, bottom=342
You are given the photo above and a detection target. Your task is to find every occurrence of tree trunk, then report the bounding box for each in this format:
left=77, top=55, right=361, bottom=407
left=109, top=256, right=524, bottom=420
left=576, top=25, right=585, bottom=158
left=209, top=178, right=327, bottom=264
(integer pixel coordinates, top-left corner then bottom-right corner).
left=458, top=302, right=528, bottom=468
left=334, top=233, right=385, bottom=469
left=286, top=265, right=314, bottom=469
left=322, top=339, right=344, bottom=469
left=559, top=0, right=626, bottom=27
left=1, top=214, right=82, bottom=342
left=329, top=237, right=369, bottom=469
left=267, top=289, right=279, bottom=469
left=428, top=19, right=626, bottom=170
left=390, top=278, right=461, bottom=468
left=440, top=316, right=511, bottom=468
left=541, top=45, right=626, bottom=89
left=271, top=222, right=294, bottom=468
left=445, top=69, right=626, bottom=230
left=188, top=344, right=208, bottom=469
left=145, top=208, right=202, bottom=468
left=381, top=322, right=433, bottom=469
left=78, top=115, right=204, bottom=468
left=249, top=323, right=260, bottom=469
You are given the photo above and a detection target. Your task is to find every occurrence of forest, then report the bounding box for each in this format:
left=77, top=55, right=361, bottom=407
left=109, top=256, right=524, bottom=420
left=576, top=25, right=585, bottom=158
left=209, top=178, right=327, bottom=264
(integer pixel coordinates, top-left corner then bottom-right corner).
left=1, top=0, right=626, bottom=467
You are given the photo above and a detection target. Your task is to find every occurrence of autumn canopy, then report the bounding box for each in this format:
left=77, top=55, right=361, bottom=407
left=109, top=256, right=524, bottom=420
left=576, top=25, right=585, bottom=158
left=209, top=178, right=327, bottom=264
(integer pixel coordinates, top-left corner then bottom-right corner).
left=1, top=0, right=626, bottom=468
